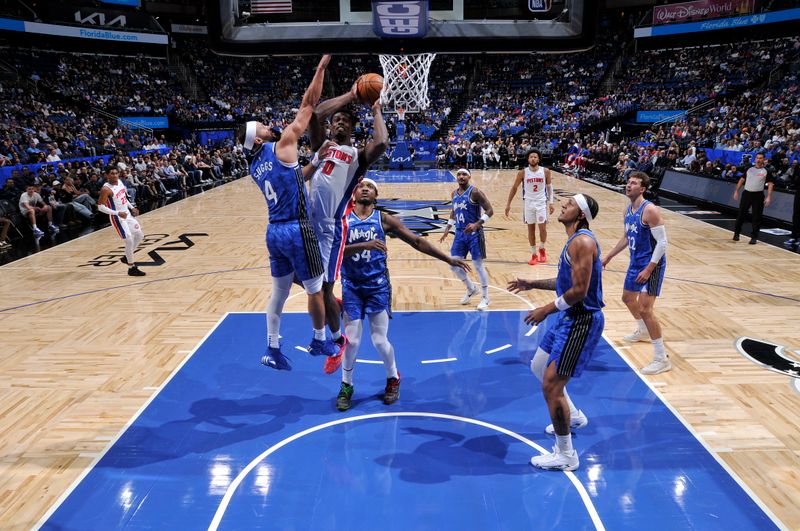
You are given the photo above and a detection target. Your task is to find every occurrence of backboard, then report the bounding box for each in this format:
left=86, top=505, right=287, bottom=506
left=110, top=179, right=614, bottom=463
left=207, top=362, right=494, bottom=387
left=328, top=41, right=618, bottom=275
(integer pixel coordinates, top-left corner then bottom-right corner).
left=206, top=0, right=596, bottom=56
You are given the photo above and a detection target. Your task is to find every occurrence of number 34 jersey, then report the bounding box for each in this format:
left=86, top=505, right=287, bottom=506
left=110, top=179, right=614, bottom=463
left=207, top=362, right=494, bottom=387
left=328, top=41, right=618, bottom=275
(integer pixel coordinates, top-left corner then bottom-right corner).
left=249, top=142, right=311, bottom=224
left=340, top=209, right=387, bottom=287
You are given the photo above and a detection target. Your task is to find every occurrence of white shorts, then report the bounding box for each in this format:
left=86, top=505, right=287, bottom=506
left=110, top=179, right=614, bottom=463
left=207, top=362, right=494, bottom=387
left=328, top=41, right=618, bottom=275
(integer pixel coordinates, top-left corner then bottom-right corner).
left=313, top=218, right=345, bottom=284
left=523, top=202, right=548, bottom=225
left=111, top=213, right=143, bottom=241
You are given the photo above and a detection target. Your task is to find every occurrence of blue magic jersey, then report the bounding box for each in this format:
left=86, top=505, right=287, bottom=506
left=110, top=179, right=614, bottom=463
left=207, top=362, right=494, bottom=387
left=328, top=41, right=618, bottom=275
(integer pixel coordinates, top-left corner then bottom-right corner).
left=624, top=200, right=664, bottom=270
left=249, top=142, right=310, bottom=223
left=341, top=209, right=387, bottom=285
left=452, top=185, right=481, bottom=231
left=556, top=229, right=604, bottom=312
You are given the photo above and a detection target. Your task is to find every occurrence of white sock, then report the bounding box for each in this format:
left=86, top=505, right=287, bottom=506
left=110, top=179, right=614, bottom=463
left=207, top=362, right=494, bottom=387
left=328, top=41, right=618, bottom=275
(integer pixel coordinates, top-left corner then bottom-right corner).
left=481, top=285, right=489, bottom=298
left=267, top=333, right=280, bottom=349
left=331, top=329, right=342, bottom=341
left=636, top=319, right=647, bottom=333
left=564, top=388, right=579, bottom=418
left=652, top=338, right=667, bottom=361
left=531, top=245, right=538, bottom=254
left=342, top=319, right=362, bottom=384
left=556, top=434, right=573, bottom=453
left=451, top=262, right=475, bottom=291
left=313, top=328, right=325, bottom=341
left=342, top=368, right=354, bottom=385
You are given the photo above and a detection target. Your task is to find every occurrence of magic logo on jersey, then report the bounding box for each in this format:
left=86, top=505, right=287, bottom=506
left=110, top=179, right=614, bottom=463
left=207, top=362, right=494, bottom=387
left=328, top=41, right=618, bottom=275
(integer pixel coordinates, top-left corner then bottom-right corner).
left=348, top=226, right=379, bottom=243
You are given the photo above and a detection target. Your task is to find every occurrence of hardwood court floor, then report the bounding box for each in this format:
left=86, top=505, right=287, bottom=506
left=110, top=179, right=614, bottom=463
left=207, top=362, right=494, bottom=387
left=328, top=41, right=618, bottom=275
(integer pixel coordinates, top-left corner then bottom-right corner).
left=0, top=170, right=798, bottom=529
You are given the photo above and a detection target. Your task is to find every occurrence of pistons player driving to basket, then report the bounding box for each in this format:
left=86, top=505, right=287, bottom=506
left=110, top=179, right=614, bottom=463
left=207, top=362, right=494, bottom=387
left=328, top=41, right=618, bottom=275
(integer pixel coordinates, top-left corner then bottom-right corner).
left=505, top=149, right=556, bottom=265
left=236, top=54, right=339, bottom=371
left=306, top=87, right=389, bottom=374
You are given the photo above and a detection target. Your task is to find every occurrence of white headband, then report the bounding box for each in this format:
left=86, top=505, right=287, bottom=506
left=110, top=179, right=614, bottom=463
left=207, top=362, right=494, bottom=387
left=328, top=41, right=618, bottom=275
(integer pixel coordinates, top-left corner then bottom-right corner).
left=456, top=168, right=471, bottom=176
left=244, top=121, right=258, bottom=151
left=574, top=194, right=593, bottom=222
left=361, top=177, right=378, bottom=191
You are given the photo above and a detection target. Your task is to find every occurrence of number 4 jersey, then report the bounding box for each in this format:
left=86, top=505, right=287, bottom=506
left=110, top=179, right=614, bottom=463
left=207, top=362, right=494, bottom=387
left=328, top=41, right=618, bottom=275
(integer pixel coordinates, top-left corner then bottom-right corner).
left=250, top=142, right=311, bottom=224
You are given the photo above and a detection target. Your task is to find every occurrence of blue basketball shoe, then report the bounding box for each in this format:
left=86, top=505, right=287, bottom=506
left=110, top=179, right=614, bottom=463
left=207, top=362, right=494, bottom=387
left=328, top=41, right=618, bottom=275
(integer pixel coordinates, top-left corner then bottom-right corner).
left=308, top=338, right=338, bottom=357
left=261, top=347, right=292, bottom=371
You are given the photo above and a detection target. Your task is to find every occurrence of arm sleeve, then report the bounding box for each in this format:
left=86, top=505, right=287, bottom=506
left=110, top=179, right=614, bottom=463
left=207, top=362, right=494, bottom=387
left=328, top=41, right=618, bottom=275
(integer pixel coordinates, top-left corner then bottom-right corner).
left=649, top=225, right=667, bottom=264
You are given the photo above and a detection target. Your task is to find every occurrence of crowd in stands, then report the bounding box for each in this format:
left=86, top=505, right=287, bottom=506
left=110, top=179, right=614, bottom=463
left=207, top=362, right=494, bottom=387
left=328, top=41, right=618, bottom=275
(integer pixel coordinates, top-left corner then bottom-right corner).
left=2, top=24, right=799, bottom=256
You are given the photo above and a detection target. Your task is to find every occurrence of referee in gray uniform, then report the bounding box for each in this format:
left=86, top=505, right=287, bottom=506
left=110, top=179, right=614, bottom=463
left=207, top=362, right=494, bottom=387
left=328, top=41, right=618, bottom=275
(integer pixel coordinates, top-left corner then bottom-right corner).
left=732, top=152, right=774, bottom=245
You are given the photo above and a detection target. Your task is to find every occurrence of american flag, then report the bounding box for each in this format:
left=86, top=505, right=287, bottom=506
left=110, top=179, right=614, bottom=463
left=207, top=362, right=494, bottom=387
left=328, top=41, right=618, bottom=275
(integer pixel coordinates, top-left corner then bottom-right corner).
left=250, top=0, right=292, bottom=14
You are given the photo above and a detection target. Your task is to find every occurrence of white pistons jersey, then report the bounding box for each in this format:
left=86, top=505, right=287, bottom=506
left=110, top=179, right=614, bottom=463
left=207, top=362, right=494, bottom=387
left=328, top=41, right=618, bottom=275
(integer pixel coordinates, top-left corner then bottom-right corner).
left=310, top=144, right=361, bottom=225
left=102, top=181, right=132, bottom=213
left=523, top=166, right=547, bottom=204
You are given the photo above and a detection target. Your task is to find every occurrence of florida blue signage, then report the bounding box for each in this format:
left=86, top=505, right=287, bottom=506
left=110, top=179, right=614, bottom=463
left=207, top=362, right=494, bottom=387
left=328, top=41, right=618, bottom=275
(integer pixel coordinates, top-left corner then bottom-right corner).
left=635, top=8, right=800, bottom=37
left=371, top=1, right=429, bottom=38
left=119, top=116, right=169, bottom=129
left=636, top=110, right=687, bottom=123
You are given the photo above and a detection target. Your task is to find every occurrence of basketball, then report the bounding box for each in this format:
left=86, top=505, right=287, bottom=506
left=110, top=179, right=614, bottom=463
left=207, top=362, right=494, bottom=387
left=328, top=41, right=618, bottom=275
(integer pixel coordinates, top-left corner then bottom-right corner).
left=355, top=73, right=384, bottom=104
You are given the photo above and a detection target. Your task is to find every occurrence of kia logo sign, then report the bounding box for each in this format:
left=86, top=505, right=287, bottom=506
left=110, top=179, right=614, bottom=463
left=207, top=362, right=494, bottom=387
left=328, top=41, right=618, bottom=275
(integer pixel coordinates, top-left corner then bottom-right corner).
left=74, top=10, right=127, bottom=27
left=371, top=1, right=429, bottom=38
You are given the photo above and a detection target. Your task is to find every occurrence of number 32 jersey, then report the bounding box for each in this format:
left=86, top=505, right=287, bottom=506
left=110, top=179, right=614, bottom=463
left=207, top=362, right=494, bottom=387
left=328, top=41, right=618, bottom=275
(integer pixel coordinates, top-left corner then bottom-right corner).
left=249, top=142, right=311, bottom=224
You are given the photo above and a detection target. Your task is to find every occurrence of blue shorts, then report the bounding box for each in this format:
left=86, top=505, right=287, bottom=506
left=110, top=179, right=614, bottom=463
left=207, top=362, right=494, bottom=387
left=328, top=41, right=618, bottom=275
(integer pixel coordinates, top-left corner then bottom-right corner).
left=540, top=309, right=605, bottom=378
left=451, top=230, right=486, bottom=260
left=623, top=259, right=666, bottom=297
left=266, top=221, right=324, bottom=281
left=342, top=278, right=392, bottom=321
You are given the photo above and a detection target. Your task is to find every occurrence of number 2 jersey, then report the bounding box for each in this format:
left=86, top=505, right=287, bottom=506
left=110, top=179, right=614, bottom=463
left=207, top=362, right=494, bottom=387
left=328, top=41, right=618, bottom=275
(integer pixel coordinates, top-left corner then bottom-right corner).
left=249, top=142, right=311, bottom=224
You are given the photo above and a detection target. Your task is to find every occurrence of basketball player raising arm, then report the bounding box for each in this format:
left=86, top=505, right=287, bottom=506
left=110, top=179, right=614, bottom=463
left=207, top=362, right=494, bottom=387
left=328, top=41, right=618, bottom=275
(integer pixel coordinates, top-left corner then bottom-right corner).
left=304, top=87, right=390, bottom=374
left=236, top=54, right=340, bottom=371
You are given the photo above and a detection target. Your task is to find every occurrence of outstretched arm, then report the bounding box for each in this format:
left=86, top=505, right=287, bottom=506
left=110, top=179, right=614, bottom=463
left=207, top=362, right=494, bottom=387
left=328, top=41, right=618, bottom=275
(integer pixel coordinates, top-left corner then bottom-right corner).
left=522, top=235, right=595, bottom=325
left=360, top=100, right=389, bottom=168
left=310, top=84, right=357, bottom=150
left=384, top=212, right=470, bottom=272
left=276, top=55, right=330, bottom=163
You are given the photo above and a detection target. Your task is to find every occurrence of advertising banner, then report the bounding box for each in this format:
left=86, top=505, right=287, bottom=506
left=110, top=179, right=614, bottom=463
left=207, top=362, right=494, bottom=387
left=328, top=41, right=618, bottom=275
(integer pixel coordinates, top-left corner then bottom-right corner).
left=653, top=0, right=753, bottom=25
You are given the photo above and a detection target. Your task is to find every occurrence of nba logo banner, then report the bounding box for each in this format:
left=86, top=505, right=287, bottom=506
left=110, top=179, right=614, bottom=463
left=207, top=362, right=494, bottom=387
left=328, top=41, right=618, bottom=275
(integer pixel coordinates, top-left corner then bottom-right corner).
left=529, top=0, right=550, bottom=12
left=372, top=1, right=429, bottom=38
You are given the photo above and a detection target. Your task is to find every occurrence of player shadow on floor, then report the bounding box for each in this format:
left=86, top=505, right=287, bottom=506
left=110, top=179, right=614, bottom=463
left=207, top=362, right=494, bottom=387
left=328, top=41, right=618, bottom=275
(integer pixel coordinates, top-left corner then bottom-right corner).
left=96, top=391, right=334, bottom=469
left=373, top=427, right=539, bottom=483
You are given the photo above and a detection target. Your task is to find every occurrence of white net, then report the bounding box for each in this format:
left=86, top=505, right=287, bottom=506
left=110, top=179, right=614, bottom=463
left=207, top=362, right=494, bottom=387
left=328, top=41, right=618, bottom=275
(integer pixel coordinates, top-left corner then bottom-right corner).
left=378, top=53, right=436, bottom=113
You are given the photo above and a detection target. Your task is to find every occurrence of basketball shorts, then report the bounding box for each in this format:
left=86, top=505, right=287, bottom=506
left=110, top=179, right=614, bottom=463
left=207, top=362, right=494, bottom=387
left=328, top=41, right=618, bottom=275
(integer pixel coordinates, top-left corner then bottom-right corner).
left=451, top=229, right=486, bottom=260
left=342, top=278, right=392, bottom=321
left=523, top=201, right=548, bottom=225
left=110, top=213, right=143, bottom=241
left=314, top=217, right=348, bottom=284
left=541, top=309, right=605, bottom=378
left=266, top=221, right=323, bottom=282
left=624, top=259, right=666, bottom=297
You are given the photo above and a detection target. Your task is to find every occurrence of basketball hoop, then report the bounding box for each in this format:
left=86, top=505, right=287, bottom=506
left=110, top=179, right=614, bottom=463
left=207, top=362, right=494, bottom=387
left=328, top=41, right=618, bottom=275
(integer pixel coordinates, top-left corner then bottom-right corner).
left=379, top=53, right=436, bottom=113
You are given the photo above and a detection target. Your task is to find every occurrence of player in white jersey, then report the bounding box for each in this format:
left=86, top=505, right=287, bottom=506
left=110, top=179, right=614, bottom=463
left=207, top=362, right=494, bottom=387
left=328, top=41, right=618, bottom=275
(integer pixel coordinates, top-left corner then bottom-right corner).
left=97, top=166, right=145, bottom=276
left=307, top=92, right=389, bottom=374
left=505, top=149, right=555, bottom=265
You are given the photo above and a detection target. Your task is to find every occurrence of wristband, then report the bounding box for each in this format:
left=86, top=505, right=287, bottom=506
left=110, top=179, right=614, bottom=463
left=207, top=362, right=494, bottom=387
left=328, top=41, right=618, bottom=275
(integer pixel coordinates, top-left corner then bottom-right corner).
left=311, top=153, right=321, bottom=167
left=554, top=295, right=571, bottom=311
left=447, top=219, right=456, bottom=227
left=480, top=213, right=490, bottom=223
